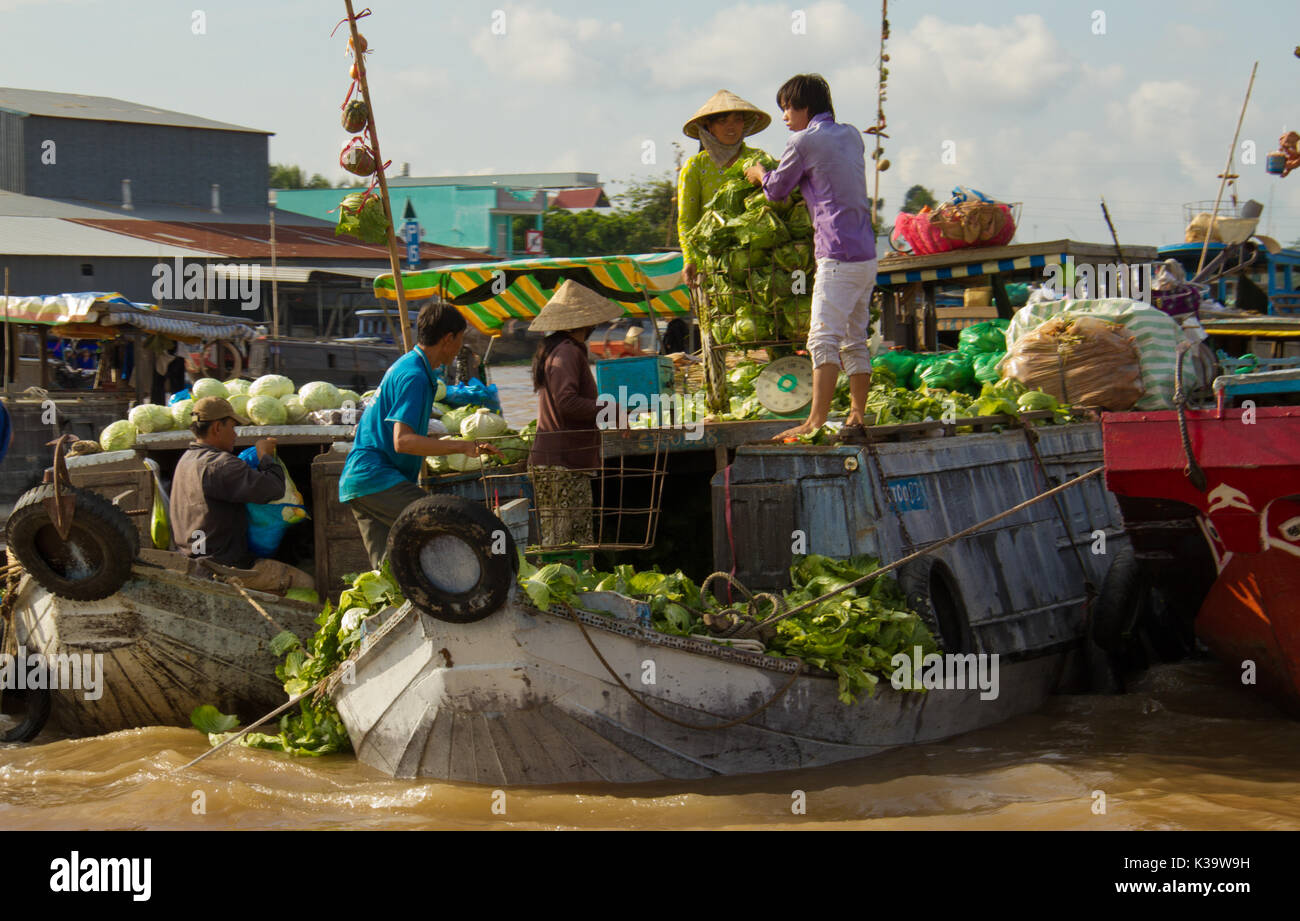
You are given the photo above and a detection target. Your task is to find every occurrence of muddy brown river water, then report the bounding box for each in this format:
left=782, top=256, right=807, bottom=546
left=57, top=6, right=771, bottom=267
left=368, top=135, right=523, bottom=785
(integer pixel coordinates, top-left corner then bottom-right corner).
left=3, top=364, right=1297, bottom=830
left=2, top=662, right=1298, bottom=830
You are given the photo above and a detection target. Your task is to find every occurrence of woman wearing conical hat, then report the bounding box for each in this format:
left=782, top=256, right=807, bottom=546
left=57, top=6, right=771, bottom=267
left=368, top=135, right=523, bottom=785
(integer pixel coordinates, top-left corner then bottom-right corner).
left=677, top=90, right=771, bottom=287
left=528, top=279, right=622, bottom=547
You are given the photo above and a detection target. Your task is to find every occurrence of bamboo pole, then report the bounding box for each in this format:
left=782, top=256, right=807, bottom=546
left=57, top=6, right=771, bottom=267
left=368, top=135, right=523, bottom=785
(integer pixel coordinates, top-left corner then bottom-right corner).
left=1197, top=61, right=1257, bottom=276
left=871, top=0, right=888, bottom=232
left=343, top=0, right=414, bottom=353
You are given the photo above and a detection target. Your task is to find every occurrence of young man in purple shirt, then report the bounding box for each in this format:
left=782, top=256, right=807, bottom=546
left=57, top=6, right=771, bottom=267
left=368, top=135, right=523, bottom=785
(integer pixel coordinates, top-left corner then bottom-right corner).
left=745, top=74, right=876, bottom=440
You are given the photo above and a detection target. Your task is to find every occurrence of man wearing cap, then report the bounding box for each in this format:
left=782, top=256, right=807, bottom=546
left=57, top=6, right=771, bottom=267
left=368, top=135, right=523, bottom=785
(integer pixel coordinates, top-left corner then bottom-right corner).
left=341, top=301, right=500, bottom=568
left=170, top=396, right=286, bottom=568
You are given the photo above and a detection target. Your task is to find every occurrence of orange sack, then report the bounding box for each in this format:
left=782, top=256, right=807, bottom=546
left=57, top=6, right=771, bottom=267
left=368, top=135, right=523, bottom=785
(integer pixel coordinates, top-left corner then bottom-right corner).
left=1002, top=315, right=1144, bottom=410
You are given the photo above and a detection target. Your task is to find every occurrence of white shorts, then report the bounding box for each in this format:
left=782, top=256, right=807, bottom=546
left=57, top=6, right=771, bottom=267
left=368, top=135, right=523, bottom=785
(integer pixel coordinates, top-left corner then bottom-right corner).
left=807, top=257, right=877, bottom=376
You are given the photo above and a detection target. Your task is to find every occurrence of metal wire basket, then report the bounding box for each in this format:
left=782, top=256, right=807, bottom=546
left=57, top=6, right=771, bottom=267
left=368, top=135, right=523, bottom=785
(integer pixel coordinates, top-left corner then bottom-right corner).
left=479, top=427, right=670, bottom=552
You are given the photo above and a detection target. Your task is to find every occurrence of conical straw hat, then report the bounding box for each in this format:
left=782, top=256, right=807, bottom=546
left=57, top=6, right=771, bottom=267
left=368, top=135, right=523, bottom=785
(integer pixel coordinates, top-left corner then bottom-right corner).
left=529, top=280, right=623, bottom=332
left=683, top=89, right=771, bottom=139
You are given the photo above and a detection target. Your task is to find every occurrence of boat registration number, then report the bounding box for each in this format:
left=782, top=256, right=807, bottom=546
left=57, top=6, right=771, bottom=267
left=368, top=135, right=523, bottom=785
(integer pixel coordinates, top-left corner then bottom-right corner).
left=885, top=477, right=928, bottom=512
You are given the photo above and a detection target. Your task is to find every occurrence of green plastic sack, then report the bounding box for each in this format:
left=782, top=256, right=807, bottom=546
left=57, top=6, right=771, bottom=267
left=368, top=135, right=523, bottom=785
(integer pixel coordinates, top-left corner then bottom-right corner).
left=873, top=349, right=919, bottom=383
left=958, top=320, right=1010, bottom=356
left=150, top=485, right=171, bottom=551
left=917, top=354, right=976, bottom=392
left=973, top=351, right=1005, bottom=384
left=909, top=354, right=940, bottom=390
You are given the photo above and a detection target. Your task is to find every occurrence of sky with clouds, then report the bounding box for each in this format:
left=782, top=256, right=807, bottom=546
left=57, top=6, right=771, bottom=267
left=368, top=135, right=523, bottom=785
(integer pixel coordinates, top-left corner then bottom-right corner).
left=2, top=0, right=1299, bottom=247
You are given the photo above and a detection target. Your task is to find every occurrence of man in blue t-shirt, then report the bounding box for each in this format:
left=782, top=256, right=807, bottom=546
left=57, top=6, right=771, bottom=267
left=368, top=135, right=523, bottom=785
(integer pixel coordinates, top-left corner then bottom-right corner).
left=341, top=302, right=500, bottom=567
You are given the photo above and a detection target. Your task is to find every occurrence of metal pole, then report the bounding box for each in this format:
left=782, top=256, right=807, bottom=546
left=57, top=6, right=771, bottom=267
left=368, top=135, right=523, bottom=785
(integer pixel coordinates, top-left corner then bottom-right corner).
left=344, top=0, right=414, bottom=353
left=1198, top=62, right=1258, bottom=275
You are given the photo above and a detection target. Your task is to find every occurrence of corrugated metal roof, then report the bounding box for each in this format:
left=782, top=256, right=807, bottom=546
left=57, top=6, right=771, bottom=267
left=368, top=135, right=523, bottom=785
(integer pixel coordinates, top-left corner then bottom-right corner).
left=70, top=219, right=488, bottom=262
left=209, top=263, right=479, bottom=283
left=0, top=190, right=331, bottom=225
left=550, top=188, right=610, bottom=209
left=0, top=217, right=223, bottom=257
left=390, top=172, right=599, bottom=189
left=209, top=264, right=385, bottom=283
left=0, top=87, right=270, bottom=134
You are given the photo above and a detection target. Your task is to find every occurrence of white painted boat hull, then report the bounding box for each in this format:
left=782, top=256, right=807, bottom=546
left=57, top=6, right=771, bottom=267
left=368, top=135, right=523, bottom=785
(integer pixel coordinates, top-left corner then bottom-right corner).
left=333, top=594, right=1069, bottom=785
left=11, top=565, right=320, bottom=736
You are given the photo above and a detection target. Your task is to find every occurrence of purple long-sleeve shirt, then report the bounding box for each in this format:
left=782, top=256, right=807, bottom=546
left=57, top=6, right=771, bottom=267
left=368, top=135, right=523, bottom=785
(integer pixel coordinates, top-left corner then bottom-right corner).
left=762, top=113, right=876, bottom=263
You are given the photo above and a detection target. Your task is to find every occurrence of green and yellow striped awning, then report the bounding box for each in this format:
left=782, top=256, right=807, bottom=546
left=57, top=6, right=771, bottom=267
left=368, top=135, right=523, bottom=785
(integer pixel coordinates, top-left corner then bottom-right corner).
left=373, top=253, right=693, bottom=336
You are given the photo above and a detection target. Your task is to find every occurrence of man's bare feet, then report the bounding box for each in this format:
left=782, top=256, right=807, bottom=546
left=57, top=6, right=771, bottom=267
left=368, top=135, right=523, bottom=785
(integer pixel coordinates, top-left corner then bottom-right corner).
left=844, top=413, right=866, bottom=428
left=774, top=421, right=822, bottom=441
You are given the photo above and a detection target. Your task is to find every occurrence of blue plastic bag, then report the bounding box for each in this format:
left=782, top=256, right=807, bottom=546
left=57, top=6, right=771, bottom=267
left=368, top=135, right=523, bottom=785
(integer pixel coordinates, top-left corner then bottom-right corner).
left=442, top=377, right=501, bottom=413
left=237, top=447, right=308, bottom=558
left=167, top=388, right=191, bottom=405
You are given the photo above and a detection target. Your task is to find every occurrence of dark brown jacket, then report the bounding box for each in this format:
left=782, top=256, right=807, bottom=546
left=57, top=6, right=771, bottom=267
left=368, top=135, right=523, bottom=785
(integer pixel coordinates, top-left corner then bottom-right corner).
left=530, top=336, right=605, bottom=470
left=170, top=442, right=285, bottom=566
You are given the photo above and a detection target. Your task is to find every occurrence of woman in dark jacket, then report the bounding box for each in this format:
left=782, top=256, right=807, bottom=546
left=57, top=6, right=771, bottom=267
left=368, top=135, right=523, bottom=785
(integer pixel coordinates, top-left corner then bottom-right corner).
left=528, top=280, right=621, bottom=547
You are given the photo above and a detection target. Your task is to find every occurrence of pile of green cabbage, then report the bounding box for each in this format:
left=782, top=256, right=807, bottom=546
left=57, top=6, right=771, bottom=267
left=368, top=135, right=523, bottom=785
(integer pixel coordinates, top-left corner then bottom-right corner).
left=517, top=552, right=939, bottom=705
left=685, top=153, right=818, bottom=346
left=680, top=358, right=1071, bottom=431
left=97, top=374, right=374, bottom=445
left=425, top=409, right=532, bottom=475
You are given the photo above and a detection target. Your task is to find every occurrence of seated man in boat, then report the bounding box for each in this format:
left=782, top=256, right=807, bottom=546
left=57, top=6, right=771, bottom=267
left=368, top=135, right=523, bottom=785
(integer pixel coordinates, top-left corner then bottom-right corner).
left=340, top=302, right=501, bottom=568
left=170, top=396, right=312, bottom=594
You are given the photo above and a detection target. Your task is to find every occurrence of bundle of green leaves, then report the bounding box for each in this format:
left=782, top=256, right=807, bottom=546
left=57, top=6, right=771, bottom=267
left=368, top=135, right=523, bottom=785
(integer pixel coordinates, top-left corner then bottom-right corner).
left=689, top=162, right=816, bottom=348
left=517, top=553, right=936, bottom=705
left=190, top=564, right=405, bottom=757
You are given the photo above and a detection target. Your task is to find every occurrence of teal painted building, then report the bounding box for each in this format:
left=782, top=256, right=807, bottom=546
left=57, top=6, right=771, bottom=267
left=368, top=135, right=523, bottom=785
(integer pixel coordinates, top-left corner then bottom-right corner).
left=274, top=172, right=602, bottom=257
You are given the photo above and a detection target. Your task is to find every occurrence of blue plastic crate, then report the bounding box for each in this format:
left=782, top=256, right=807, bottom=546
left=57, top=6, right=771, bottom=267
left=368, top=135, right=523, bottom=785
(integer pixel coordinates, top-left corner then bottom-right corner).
left=595, top=355, right=676, bottom=424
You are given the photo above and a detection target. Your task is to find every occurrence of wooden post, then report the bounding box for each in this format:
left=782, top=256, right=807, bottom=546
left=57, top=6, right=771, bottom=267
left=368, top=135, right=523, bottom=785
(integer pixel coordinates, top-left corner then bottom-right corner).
left=270, top=206, right=280, bottom=370
left=343, top=0, right=414, bottom=354
left=38, top=325, right=49, bottom=390
left=2, top=267, right=10, bottom=396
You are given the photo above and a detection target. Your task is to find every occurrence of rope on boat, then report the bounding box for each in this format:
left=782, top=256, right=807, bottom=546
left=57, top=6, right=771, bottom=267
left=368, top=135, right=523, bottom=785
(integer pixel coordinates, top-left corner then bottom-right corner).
left=1174, top=341, right=1208, bottom=492
left=200, top=560, right=292, bottom=638
left=175, top=602, right=416, bottom=772
left=560, top=600, right=803, bottom=732
left=722, top=465, right=1109, bottom=636
left=1017, top=422, right=1099, bottom=608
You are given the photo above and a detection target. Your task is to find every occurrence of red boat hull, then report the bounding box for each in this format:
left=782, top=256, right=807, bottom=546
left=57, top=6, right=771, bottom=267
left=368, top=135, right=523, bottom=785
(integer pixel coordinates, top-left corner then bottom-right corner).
left=1197, top=550, right=1300, bottom=714
left=1103, top=407, right=1300, bottom=713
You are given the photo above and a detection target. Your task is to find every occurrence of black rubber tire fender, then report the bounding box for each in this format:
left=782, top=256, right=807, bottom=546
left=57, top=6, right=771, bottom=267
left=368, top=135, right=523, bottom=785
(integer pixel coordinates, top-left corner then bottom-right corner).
left=386, top=495, right=517, bottom=624
left=5, top=484, right=139, bottom=602
left=895, top=555, right=974, bottom=653
left=1089, top=545, right=1150, bottom=656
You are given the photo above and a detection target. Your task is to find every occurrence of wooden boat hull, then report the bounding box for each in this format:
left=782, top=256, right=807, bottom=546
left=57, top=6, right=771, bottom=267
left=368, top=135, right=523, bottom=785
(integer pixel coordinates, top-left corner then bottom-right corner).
left=10, top=564, right=319, bottom=736
left=333, top=597, right=1070, bottom=786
